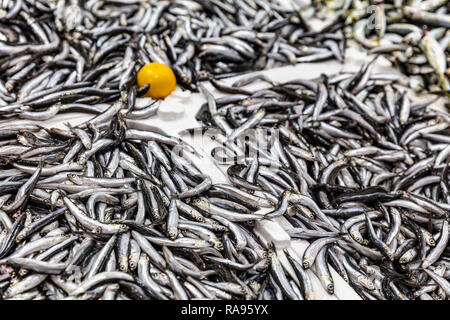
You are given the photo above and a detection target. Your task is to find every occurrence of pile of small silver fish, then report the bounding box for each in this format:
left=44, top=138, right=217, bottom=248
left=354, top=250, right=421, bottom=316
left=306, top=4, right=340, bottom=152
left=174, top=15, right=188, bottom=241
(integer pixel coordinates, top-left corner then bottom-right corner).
left=193, top=60, right=450, bottom=300
left=0, top=0, right=449, bottom=301
left=2, top=64, right=448, bottom=300
left=0, top=0, right=346, bottom=119
left=1, top=0, right=447, bottom=123
left=0, top=112, right=279, bottom=300
left=316, top=0, right=449, bottom=91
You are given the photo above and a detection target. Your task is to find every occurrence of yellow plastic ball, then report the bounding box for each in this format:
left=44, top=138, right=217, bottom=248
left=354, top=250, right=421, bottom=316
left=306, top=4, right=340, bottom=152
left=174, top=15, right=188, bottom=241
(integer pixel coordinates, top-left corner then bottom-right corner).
left=137, top=62, right=177, bottom=99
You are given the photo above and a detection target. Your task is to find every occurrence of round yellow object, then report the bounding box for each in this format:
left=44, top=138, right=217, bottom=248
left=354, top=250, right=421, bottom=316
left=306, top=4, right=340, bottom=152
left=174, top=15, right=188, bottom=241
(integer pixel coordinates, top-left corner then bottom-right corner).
left=137, top=62, right=177, bottom=99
